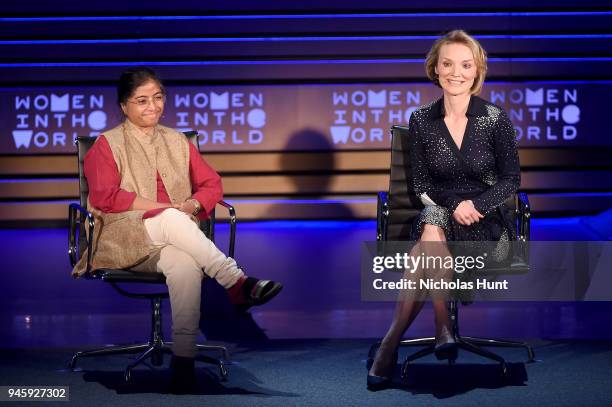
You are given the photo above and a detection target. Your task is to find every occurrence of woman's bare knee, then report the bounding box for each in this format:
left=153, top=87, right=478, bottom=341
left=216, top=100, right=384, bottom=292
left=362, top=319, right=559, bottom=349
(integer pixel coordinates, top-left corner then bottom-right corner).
left=418, top=224, right=451, bottom=259
left=420, top=224, right=447, bottom=242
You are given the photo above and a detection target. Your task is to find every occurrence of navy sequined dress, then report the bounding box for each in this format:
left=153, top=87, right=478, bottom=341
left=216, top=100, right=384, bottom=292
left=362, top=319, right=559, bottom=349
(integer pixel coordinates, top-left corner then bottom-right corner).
left=408, top=96, right=520, bottom=248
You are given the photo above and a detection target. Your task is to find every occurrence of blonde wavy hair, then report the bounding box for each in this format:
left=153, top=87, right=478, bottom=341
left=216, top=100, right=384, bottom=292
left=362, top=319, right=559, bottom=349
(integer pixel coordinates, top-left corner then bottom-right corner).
left=425, top=30, right=488, bottom=95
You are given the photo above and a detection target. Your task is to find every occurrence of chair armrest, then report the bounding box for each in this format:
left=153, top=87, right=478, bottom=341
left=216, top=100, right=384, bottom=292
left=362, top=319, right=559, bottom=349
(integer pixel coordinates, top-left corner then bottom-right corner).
left=516, top=192, right=531, bottom=242
left=514, top=192, right=531, bottom=265
left=377, top=191, right=389, bottom=241
left=216, top=200, right=236, bottom=258
left=68, top=203, right=94, bottom=274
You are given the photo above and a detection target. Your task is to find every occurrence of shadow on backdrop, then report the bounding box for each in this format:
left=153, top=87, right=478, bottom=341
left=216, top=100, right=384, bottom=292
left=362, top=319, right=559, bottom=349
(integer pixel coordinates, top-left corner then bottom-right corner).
left=265, top=128, right=354, bottom=219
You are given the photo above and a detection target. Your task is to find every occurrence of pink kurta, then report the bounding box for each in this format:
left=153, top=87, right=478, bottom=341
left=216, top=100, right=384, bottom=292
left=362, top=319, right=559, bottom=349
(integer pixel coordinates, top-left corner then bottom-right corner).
left=84, top=134, right=222, bottom=220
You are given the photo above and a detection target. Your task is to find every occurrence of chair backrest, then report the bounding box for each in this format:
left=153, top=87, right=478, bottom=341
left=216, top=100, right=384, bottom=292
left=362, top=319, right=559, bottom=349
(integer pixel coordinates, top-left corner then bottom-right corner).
left=75, top=130, right=213, bottom=259
left=385, top=125, right=517, bottom=241
left=385, top=125, right=423, bottom=240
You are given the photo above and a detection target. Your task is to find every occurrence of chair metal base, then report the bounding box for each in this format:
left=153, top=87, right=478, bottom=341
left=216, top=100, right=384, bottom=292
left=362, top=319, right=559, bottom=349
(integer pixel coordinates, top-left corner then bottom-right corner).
left=69, top=297, right=229, bottom=382
left=368, top=301, right=536, bottom=381
left=397, top=335, right=535, bottom=379
left=368, top=334, right=534, bottom=380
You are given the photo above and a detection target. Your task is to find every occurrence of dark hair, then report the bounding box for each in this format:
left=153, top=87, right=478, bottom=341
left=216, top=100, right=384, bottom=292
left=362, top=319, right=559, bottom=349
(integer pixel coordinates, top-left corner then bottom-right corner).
left=116, top=67, right=165, bottom=105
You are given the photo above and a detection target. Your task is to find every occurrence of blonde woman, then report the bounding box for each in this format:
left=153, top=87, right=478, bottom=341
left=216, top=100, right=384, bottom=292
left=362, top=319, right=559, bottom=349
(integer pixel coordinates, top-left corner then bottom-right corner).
left=368, top=30, right=520, bottom=390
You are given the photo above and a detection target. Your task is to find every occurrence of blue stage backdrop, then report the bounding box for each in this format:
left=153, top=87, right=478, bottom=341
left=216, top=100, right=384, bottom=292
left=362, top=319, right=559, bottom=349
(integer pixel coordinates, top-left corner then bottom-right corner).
left=0, top=0, right=611, bottom=355
left=0, top=2, right=611, bottom=221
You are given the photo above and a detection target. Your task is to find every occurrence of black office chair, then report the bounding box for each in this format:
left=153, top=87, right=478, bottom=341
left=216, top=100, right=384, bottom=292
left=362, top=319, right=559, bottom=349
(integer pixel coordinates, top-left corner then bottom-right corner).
left=68, top=131, right=236, bottom=382
left=369, top=125, right=535, bottom=378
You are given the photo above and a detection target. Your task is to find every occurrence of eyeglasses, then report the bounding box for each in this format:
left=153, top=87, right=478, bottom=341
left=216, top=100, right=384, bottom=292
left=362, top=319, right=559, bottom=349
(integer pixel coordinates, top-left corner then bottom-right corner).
left=129, top=94, right=166, bottom=107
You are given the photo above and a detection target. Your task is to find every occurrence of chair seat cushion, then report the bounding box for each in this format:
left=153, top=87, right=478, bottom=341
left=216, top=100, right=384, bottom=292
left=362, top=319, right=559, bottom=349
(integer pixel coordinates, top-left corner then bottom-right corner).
left=97, top=269, right=167, bottom=284
left=476, top=262, right=529, bottom=276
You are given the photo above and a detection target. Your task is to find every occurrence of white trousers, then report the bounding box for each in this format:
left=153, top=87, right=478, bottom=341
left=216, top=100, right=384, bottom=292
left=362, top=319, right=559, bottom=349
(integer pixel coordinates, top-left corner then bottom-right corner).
left=139, top=208, right=244, bottom=357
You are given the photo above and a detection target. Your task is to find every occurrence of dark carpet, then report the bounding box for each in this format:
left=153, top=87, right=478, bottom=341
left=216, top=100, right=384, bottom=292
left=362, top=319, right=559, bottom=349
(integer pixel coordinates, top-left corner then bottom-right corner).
left=1, top=339, right=611, bottom=406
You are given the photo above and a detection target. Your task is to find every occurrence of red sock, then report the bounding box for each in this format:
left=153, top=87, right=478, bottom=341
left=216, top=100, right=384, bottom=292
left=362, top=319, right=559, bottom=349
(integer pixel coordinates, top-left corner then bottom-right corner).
left=227, top=275, right=248, bottom=304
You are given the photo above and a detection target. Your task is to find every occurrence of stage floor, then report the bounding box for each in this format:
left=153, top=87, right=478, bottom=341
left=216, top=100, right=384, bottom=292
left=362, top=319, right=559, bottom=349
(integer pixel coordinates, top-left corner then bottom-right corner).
left=1, top=339, right=611, bottom=406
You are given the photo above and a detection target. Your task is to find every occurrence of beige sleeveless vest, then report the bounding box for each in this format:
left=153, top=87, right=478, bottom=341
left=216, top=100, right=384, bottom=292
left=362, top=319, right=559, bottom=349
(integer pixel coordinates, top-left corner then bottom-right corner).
left=72, top=120, right=192, bottom=277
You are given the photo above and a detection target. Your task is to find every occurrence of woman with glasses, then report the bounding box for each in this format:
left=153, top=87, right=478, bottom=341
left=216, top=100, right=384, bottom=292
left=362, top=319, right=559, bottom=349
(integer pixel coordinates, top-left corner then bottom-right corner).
left=73, top=67, right=282, bottom=392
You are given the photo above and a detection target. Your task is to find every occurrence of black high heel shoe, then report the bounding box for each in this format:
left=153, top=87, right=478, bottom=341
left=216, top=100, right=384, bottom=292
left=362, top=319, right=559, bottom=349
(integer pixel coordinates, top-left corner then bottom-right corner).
left=367, top=373, right=392, bottom=391
left=434, top=342, right=458, bottom=361
left=434, top=328, right=457, bottom=361
left=367, top=349, right=398, bottom=391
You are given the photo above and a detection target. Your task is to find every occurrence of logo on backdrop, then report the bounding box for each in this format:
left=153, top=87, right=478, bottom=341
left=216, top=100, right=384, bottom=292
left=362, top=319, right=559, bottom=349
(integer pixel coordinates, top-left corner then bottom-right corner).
left=12, top=93, right=107, bottom=150
left=329, top=88, right=421, bottom=146
left=327, top=85, right=582, bottom=147
left=488, top=86, right=580, bottom=142
left=172, top=91, right=266, bottom=147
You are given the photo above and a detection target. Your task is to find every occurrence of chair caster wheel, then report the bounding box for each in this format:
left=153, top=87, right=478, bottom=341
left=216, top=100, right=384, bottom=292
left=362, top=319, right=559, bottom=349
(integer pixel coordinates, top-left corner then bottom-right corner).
left=219, top=362, right=229, bottom=381
left=124, top=368, right=133, bottom=382
left=151, top=352, right=163, bottom=366
left=500, top=363, right=511, bottom=379
left=401, top=362, right=409, bottom=381
left=68, top=353, right=81, bottom=370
